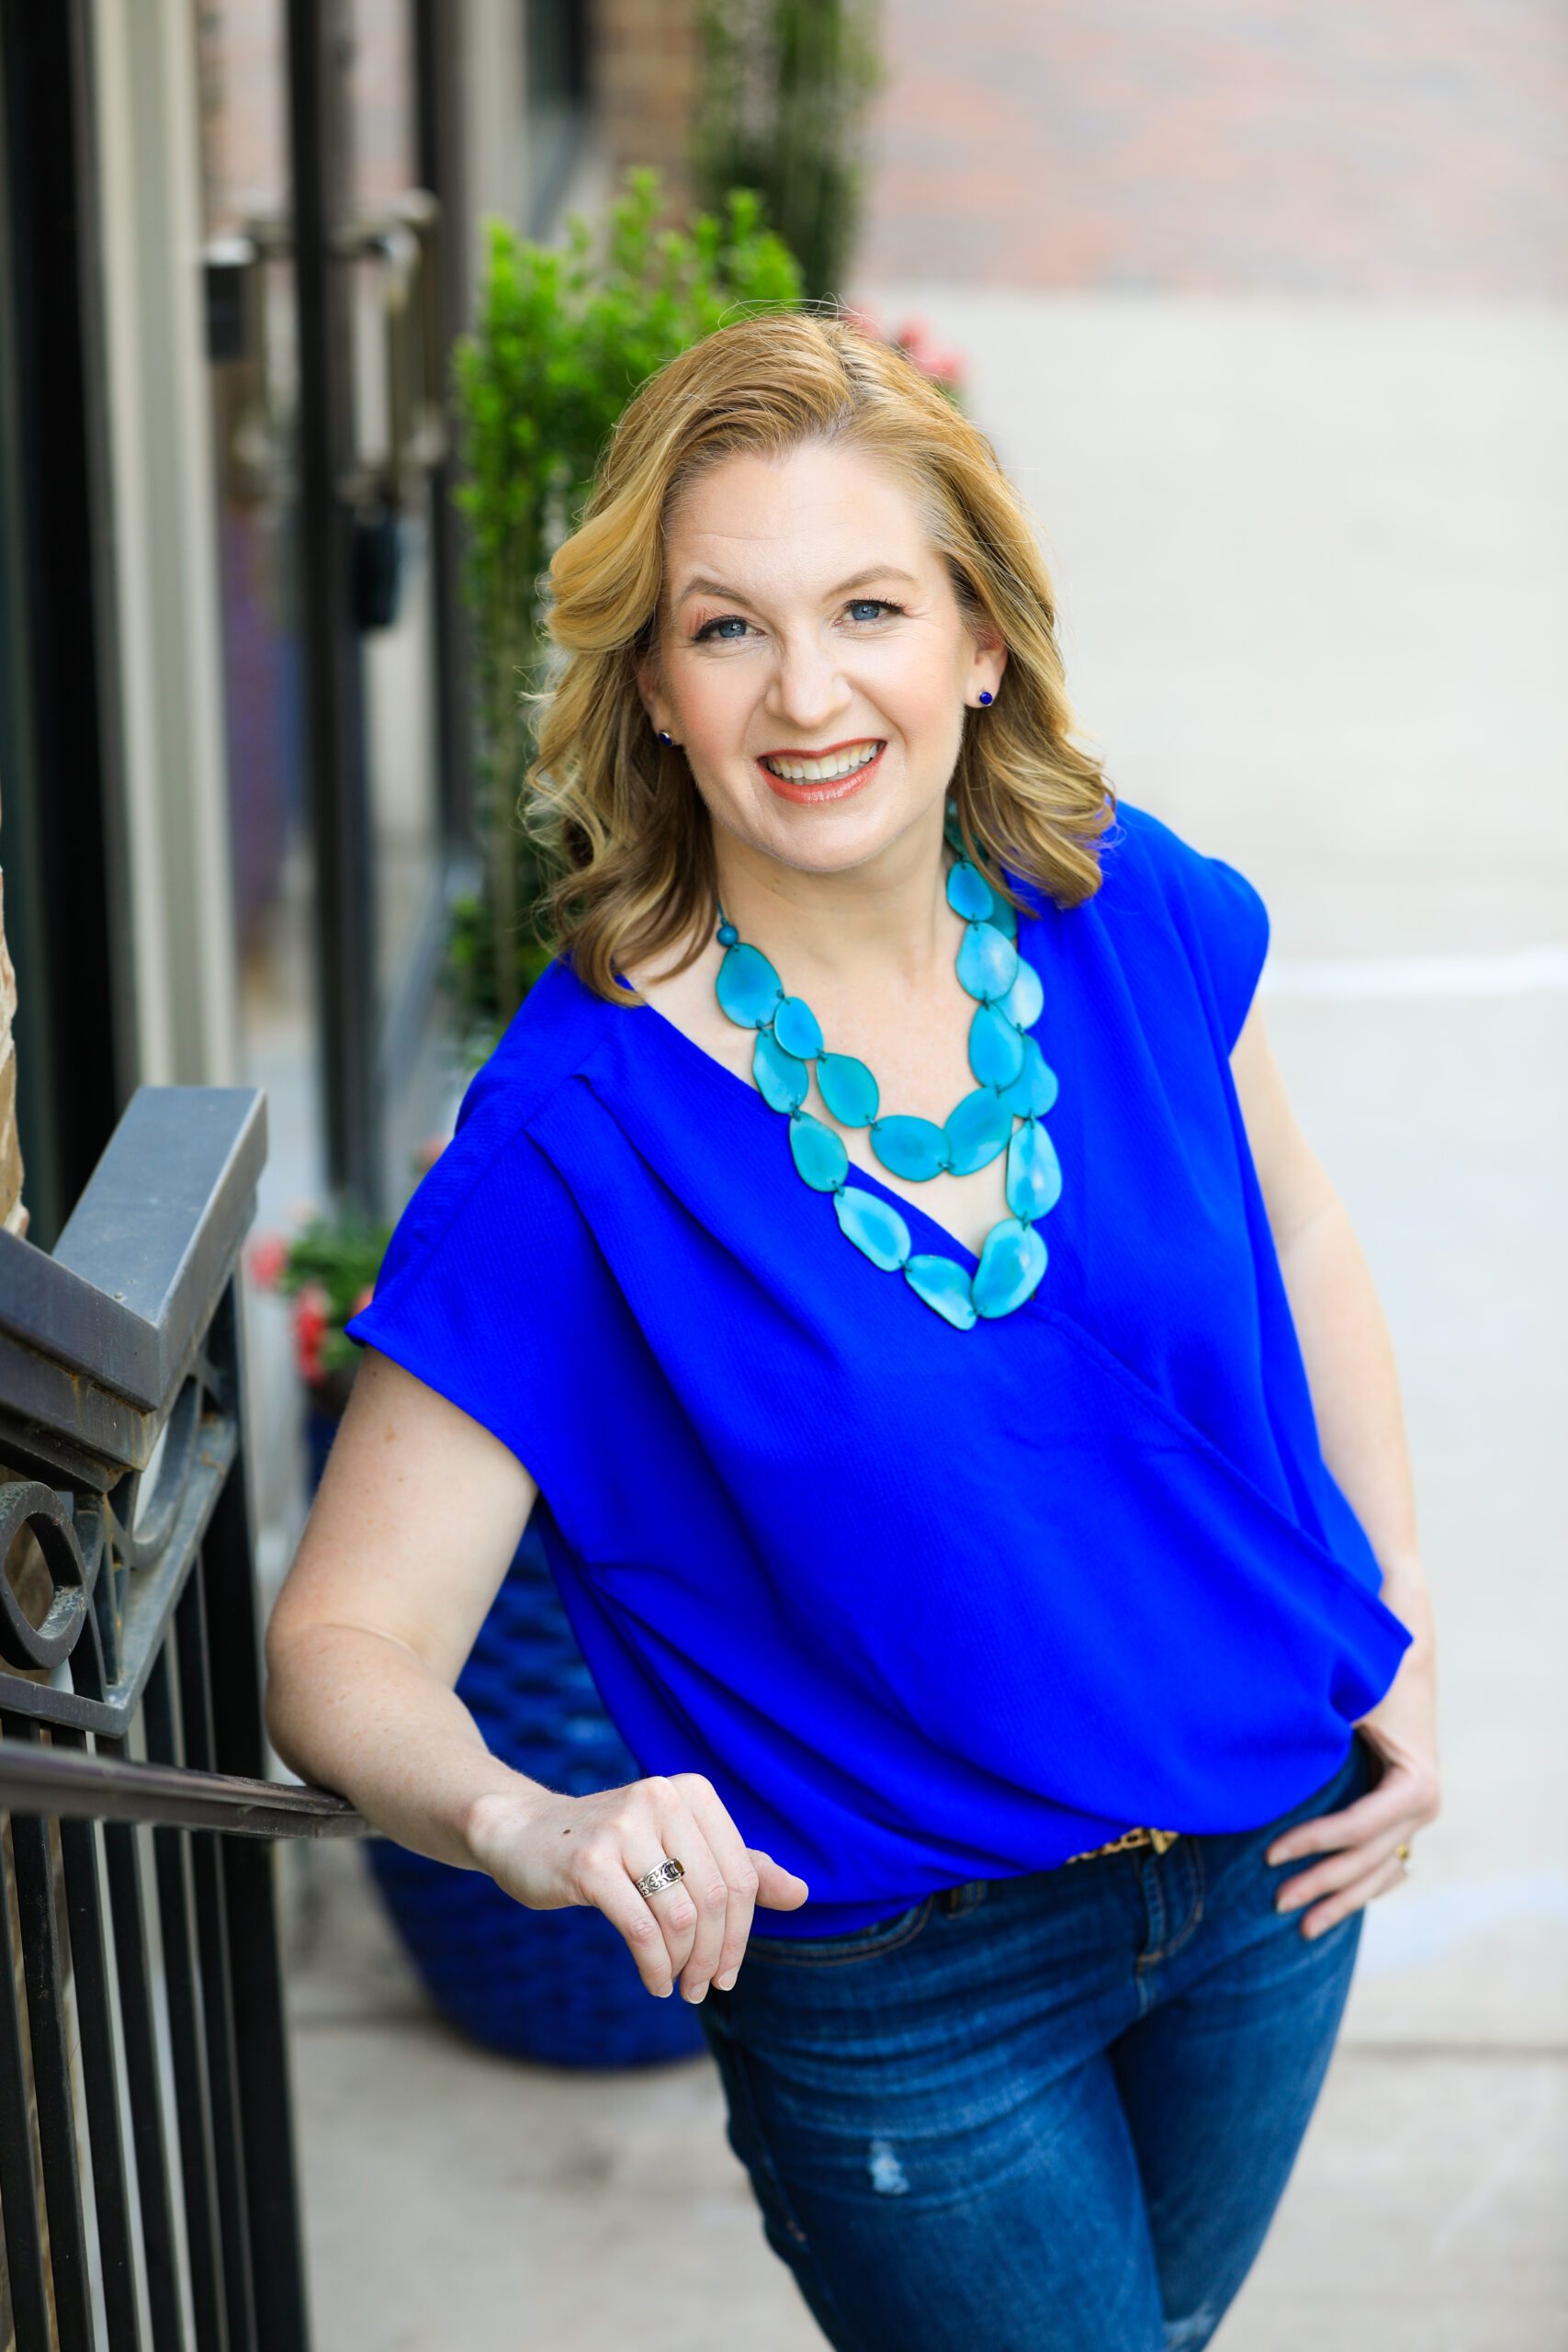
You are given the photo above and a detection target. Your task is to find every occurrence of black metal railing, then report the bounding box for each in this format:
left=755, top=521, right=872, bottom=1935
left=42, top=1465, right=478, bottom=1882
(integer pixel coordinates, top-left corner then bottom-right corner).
left=0, top=1085, right=363, bottom=2352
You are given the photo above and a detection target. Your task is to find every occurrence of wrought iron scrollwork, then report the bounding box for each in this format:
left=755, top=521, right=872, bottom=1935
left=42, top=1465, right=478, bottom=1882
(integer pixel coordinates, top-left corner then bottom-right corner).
left=0, top=1344, right=230, bottom=1730
left=117, top=1367, right=208, bottom=1566
left=0, top=1480, right=93, bottom=1670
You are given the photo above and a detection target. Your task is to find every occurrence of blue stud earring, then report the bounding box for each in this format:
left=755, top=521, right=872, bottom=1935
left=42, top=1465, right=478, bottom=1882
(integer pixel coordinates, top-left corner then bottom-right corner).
left=977, top=691, right=994, bottom=707
left=658, top=729, right=674, bottom=746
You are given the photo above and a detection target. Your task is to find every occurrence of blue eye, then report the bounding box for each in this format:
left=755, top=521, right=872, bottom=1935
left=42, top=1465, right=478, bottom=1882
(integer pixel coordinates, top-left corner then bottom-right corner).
left=847, top=599, right=886, bottom=622
left=696, top=615, right=750, bottom=641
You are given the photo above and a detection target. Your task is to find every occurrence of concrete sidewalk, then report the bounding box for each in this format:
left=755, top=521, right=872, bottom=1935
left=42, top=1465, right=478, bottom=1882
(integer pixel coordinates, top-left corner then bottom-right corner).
left=285, top=300, right=1568, bottom=2349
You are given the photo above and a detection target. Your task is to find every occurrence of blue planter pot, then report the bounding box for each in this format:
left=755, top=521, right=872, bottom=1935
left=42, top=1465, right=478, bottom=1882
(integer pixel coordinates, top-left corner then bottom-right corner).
left=367, top=1521, right=707, bottom=2069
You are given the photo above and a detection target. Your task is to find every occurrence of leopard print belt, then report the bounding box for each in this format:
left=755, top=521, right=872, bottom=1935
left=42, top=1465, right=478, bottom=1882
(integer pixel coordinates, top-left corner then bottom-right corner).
left=1065, top=1826, right=1180, bottom=1865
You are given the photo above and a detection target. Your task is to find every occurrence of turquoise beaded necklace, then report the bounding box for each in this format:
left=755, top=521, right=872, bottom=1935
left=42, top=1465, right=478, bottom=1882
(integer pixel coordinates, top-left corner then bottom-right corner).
left=714, top=828, right=1062, bottom=1329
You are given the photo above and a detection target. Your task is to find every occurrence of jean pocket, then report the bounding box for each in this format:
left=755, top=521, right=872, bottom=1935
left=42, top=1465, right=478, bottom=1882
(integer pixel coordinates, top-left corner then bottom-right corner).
left=744, top=1899, right=934, bottom=1971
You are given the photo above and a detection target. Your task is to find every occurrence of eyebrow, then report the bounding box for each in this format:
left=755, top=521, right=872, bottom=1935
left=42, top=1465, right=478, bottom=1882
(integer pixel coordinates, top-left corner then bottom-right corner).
left=673, top=565, right=923, bottom=606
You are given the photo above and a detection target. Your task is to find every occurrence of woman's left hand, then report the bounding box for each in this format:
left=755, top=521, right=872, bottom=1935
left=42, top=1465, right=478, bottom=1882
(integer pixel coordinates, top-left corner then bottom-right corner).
left=1266, top=1632, right=1440, bottom=1939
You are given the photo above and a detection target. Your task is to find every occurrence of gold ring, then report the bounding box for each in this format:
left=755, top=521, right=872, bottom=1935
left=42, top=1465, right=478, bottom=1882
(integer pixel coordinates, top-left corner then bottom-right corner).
left=1396, top=1843, right=1412, bottom=1874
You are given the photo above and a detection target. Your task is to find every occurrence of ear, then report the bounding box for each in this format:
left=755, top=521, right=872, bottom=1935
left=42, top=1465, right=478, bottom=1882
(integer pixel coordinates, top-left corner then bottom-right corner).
left=967, top=627, right=1007, bottom=709
left=636, top=652, right=671, bottom=739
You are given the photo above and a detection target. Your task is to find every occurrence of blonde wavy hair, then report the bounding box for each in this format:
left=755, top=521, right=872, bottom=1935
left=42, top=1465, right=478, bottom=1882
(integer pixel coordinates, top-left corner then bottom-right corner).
left=533, top=312, right=1112, bottom=1000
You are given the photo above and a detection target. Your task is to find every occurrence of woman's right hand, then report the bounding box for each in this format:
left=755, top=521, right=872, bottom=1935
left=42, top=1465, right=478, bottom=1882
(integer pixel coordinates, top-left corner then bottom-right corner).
left=266, top=1356, right=807, bottom=2001
left=466, top=1771, right=809, bottom=2003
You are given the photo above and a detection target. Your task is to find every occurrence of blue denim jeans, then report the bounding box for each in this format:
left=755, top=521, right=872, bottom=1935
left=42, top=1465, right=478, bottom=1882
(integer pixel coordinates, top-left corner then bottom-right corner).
left=703, top=1741, right=1370, bottom=2351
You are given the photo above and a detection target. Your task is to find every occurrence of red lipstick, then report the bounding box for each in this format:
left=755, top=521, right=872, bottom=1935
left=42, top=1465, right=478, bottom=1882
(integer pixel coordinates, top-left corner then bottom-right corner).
left=756, top=740, right=886, bottom=806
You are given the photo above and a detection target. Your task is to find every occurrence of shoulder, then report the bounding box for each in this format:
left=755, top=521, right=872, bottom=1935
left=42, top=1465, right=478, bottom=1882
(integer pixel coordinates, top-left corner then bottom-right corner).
left=1096, top=802, right=1253, bottom=914
left=372, top=960, right=620, bottom=1294
left=441, top=955, right=630, bottom=1172
left=1087, top=803, right=1270, bottom=1052
left=347, top=959, right=629, bottom=1470
left=472, top=956, right=625, bottom=1124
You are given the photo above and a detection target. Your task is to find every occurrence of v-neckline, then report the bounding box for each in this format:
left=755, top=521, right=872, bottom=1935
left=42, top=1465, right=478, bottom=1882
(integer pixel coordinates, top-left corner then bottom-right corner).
left=623, top=994, right=990, bottom=1271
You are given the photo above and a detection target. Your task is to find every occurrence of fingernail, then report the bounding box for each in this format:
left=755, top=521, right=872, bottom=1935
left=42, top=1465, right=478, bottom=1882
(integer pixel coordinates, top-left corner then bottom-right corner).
left=715, top=1968, right=739, bottom=1992
left=684, top=1982, right=708, bottom=2005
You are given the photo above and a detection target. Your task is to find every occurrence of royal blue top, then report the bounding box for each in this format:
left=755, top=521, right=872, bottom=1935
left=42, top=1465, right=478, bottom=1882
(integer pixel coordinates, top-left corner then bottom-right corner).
left=349, top=806, right=1409, bottom=1935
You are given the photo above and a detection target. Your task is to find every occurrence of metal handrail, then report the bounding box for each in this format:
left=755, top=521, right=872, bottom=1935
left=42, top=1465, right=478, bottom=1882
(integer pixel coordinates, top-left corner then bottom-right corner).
left=0, top=1085, right=266, bottom=1428
left=0, top=1740, right=366, bottom=1839
left=0, top=1083, right=319, bottom=2350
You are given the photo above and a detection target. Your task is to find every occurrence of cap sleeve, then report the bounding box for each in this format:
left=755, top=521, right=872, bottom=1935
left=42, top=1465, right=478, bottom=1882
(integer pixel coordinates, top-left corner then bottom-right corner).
left=1186, top=853, right=1269, bottom=1050
left=346, top=1102, right=602, bottom=1490
left=1111, top=808, right=1270, bottom=1052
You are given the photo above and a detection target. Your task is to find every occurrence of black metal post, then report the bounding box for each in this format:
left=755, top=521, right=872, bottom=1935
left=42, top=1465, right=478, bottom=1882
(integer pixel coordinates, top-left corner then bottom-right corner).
left=101, top=1797, right=186, bottom=2351
left=0, top=0, right=134, bottom=1246
left=414, top=0, right=473, bottom=852
left=53, top=1728, right=143, bottom=2352
left=203, top=1297, right=315, bottom=2352
left=176, top=1572, right=259, bottom=2352
left=0, top=1810, right=51, bottom=2346
left=287, top=0, right=380, bottom=1212
left=2, top=1717, right=96, bottom=2352
left=143, top=1647, right=232, bottom=2352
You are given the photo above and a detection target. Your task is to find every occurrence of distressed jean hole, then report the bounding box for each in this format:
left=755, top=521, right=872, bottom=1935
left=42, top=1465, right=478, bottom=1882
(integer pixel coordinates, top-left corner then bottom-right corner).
left=867, top=2139, right=910, bottom=2196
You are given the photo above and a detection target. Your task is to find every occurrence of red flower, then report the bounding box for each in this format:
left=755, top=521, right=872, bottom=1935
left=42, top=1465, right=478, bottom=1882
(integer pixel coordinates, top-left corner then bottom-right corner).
left=893, top=319, right=964, bottom=389
left=842, top=307, right=966, bottom=393
left=291, top=1283, right=331, bottom=1387
left=247, top=1232, right=289, bottom=1291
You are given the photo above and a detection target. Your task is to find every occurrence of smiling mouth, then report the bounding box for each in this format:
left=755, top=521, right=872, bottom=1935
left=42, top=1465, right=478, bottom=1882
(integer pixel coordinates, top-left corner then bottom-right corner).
left=759, top=740, right=885, bottom=799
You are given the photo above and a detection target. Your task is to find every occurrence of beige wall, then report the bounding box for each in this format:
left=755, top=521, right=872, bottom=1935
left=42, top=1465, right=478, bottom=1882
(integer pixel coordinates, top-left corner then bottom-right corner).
left=462, top=0, right=531, bottom=289
left=93, top=0, right=239, bottom=1087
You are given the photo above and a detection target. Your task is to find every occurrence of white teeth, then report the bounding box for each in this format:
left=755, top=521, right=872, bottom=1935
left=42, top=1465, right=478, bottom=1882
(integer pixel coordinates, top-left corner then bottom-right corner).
left=763, top=741, right=880, bottom=785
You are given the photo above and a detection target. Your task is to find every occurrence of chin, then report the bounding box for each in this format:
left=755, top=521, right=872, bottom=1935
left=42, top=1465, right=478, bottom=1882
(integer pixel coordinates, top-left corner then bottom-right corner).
left=748, top=799, right=911, bottom=875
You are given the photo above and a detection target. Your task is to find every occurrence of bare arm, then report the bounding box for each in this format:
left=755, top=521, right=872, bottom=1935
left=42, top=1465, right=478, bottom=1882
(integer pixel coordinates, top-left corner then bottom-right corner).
left=265, top=1349, right=806, bottom=2002
left=1230, top=1004, right=1439, bottom=1933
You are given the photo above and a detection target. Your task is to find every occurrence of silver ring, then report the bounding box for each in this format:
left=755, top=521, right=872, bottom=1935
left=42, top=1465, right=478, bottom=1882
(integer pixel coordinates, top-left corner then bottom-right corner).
left=634, top=1858, right=685, bottom=1901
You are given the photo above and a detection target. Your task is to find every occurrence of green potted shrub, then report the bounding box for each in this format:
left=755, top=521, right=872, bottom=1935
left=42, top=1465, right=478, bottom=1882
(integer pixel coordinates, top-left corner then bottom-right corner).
left=694, top=0, right=882, bottom=304
left=451, top=170, right=802, bottom=1048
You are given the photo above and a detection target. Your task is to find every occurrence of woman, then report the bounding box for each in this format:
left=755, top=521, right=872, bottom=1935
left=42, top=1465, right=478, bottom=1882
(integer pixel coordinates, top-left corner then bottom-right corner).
left=267, top=314, right=1438, bottom=2350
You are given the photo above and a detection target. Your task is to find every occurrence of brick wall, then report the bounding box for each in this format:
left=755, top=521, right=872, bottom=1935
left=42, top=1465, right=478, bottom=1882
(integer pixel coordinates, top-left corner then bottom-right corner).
left=591, top=0, right=700, bottom=218
left=861, top=0, right=1568, bottom=293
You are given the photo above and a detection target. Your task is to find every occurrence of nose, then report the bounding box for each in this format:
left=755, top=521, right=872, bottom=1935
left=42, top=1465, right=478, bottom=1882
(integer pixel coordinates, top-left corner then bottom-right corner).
left=765, top=627, right=852, bottom=738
